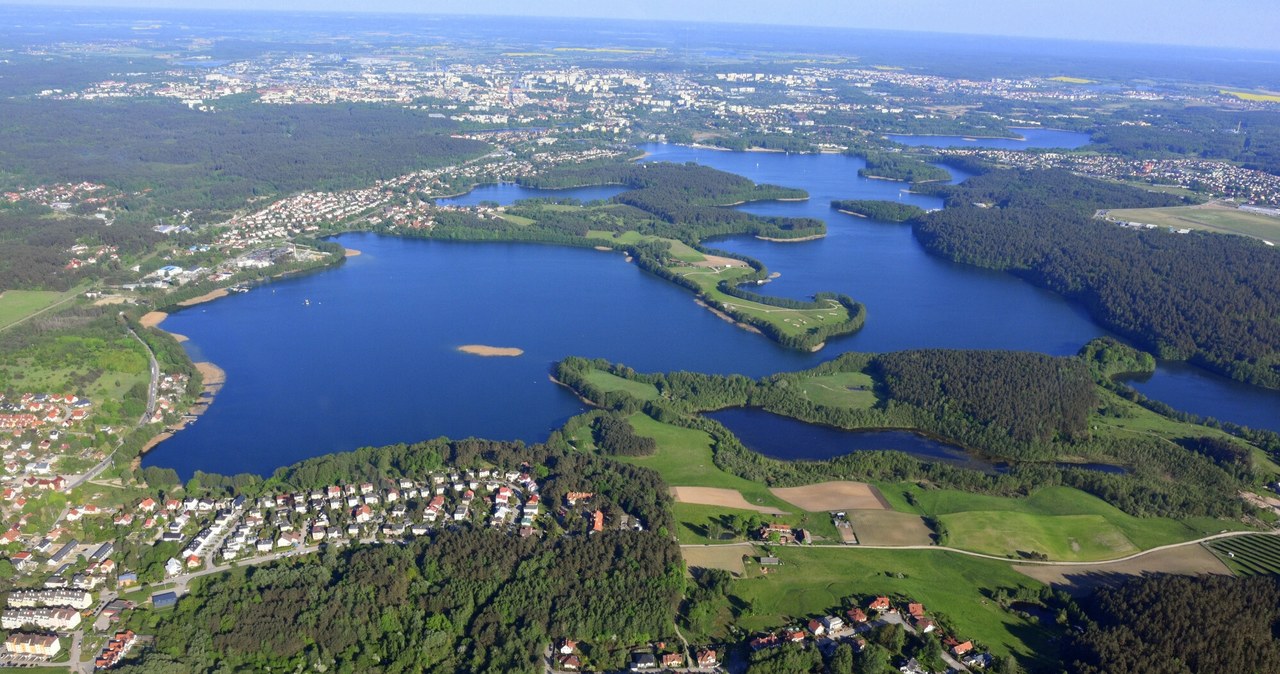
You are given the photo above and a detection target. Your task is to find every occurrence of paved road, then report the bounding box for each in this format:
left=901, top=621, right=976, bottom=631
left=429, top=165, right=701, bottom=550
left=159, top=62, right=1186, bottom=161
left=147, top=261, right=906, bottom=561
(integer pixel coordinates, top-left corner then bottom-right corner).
left=681, top=528, right=1280, bottom=567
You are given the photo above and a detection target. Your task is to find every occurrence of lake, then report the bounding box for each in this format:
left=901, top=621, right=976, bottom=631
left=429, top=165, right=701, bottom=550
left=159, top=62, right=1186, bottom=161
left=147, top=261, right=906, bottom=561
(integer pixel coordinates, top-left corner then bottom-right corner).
left=705, top=407, right=987, bottom=469
left=145, top=144, right=1280, bottom=477
left=886, top=128, right=1092, bottom=149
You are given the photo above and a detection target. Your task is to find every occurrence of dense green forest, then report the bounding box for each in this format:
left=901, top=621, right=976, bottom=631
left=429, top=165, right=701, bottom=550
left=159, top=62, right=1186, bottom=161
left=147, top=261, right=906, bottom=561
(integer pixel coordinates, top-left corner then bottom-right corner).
left=831, top=199, right=927, bottom=222
left=1068, top=574, right=1280, bottom=674
left=554, top=346, right=1254, bottom=520
left=0, top=202, right=161, bottom=290
left=912, top=168, right=1280, bottom=388
left=120, top=438, right=682, bottom=673
left=856, top=152, right=951, bottom=183
left=0, top=100, right=488, bottom=212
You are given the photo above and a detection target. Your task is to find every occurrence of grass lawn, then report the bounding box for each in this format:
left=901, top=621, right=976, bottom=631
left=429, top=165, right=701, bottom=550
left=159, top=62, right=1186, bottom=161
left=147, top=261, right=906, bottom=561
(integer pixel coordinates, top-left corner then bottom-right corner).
left=0, top=288, right=78, bottom=329
left=624, top=414, right=793, bottom=512
left=795, top=371, right=878, bottom=409
left=497, top=213, right=535, bottom=226
left=585, top=229, right=705, bottom=262
left=888, top=484, right=1252, bottom=556
left=729, top=546, right=1058, bottom=665
left=582, top=368, right=659, bottom=401
left=675, top=265, right=852, bottom=339
left=1106, top=203, right=1280, bottom=242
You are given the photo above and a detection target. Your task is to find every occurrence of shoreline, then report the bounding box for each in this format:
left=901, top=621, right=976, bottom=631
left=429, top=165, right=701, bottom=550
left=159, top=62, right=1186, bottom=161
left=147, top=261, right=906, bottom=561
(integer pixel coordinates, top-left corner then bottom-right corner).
left=344, top=248, right=362, bottom=257
left=695, top=298, right=764, bottom=335
left=837, top=209, right=868, bottom=218
left=754, top=233, right=826, bottom=243
left=139, top=361, right=225, bottom=457
left=176, top=288, right=229, bottom=308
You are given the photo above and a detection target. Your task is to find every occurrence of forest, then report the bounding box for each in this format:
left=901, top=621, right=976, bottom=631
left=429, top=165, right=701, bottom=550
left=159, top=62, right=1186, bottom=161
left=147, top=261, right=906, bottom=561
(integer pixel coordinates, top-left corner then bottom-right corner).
left=0, top=99, right=488, bottom=213
left=856, top=151, right=951, bottom=183
left=831, top=199, right=927, bottom=222
left=911, top=168, right=1280, bottom=388
left=119, top=437, right=682, bottom=673
left=0, top=203, right=161, bottom=291
left=1068, top=574, right=1280, bottom=674
left=554, top=347, right=1254, bottom=520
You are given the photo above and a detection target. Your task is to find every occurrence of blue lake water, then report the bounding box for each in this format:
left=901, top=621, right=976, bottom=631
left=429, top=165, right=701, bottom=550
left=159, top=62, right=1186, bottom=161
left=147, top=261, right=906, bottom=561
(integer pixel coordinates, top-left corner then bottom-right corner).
left=887, top=128, right=1092, bottom=150
left=705, top=407, right=984, bottom=468
left=145, top=144, right=1280, bottom=478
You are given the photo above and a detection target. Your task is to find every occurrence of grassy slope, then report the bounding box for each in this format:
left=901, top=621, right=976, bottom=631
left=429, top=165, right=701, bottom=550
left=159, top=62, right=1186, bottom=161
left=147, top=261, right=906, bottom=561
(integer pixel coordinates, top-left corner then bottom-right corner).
left=730, top=546, right=1058, bottom=664
left=581, top=369, right=660, bottom=401
left=795, top=371, right=878, bottom=408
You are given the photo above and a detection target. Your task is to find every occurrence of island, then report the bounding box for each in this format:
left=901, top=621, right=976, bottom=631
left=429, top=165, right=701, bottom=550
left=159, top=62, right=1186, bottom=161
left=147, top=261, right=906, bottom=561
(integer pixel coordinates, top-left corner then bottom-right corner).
left=457, top=344, right=524, bottom=357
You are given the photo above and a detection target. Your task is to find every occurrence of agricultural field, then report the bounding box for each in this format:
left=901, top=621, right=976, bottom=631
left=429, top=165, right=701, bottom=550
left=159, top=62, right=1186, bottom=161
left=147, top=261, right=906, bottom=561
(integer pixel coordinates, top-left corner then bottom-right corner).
left=769, top=481, right=889, bottom=511
left=794, top=371, right=878, bottom=409
left=1207, top=534, right=1280, bottom=576
left=679, top=543, right=749, bottom=575
left=1014, top=543, right=1231, bottom=591
left=1105, top=202, right=1280, bottom=242
left=581, top=368, right=660, bottom=401
left=1049, top=76, right=1096, bottom=84
left=729, top=546, right=1059, bottom=664
left=882, top=484, right=1255, bottom=557
left=1220, top=89, right=1280, bottom=103
left=846, top=510, right=934, bottom=546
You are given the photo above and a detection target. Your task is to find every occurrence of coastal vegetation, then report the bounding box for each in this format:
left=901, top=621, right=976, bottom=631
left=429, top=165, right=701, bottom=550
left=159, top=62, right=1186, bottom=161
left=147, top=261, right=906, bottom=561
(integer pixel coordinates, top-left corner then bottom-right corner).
left=831, top=199, right=927, bottom=222
left=856, top=151, right=951, bottom=183
left=911, top=168, right=1280, bottom=388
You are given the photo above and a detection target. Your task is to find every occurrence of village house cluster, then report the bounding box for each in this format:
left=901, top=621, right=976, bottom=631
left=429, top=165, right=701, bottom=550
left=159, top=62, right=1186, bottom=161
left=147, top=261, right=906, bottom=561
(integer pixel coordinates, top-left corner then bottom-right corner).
left=747, top=594, right=993, bottom=673
left=553, top=636, right=719, bottom=672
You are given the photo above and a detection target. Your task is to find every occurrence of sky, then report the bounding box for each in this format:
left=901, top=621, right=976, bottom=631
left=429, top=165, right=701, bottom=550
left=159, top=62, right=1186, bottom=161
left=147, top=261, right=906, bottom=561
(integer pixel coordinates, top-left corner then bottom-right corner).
left=8, top=0, right=1280, bottom=51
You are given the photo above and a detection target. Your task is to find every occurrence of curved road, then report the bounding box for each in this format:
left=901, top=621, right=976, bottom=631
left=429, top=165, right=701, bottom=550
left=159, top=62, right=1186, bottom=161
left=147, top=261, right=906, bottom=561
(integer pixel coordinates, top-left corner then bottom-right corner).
left=682, top=528, right=1280, bottom=567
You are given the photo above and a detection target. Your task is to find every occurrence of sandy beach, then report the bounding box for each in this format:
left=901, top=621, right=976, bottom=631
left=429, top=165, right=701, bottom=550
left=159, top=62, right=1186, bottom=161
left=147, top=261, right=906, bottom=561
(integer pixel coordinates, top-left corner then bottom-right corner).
left=458, top=344, right=524, bottom=357
left=345, top=248, right=362, bottom=257
left=139, top=311, right=167, bottom=328
left=754, top=234, right=826, bottom=243
left=176, top=288, right=229, bottom=307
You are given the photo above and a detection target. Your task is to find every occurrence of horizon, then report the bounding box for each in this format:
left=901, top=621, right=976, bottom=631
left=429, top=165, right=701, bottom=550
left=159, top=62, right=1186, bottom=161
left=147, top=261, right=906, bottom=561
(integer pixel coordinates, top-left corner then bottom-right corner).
left=4, top=0, right=1280, bottom=53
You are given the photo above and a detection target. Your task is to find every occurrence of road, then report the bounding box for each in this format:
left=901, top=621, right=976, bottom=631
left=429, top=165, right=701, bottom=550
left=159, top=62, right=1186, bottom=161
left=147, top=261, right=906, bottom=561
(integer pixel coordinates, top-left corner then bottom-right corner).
left=680, top=528, right=1280, bottom=567
left=66, top=321, right=160, bottom=491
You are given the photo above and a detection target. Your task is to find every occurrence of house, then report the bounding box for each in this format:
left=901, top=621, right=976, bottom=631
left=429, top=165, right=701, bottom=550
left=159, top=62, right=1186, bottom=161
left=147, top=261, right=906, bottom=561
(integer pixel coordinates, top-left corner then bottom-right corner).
left=899, top=658, right=928, bottom=674
left=696, top=649, right=718, bottom=667
left=118, top=572, right=138, bottom=587
left=164, top=557, right=183, bottom=577
left=557, top=654, right=581, bottom=671
left=630, top=652, right=657, bottom=670
left=868, top=596, right=892, bottom=612
left=846, top=607, right=868, bottom=624
left=661, top=652, right=683, bottom=667
left=821, top=615, right=845, bottom=632
left=4, top=632, right=61, bottom=657
left=916, top=618, right=936, bottom=634
left=749, top=633, right=780, bottom=651
left=907, top=603, right=925, bottom=620
left=591, top=510, right=604, bottom=533
left=558, top=640, right=578, bottom=656
left=952, top=641, right=974, bottom=656
left=152, top=591, right=178, bottom=609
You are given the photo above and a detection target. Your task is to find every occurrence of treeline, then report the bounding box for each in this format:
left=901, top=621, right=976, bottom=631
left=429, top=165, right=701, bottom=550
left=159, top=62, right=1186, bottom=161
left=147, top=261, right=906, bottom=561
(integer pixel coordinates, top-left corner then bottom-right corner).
left=699, top=133, right=818, bottom=154
left=120, top=529, right=682, bottom=674
left=554, top=353, right=1252, bottom=519
left=857, top=152, right=951, bottom=183
left=831, top=199, right=927, bottom=222
left=913, top=169, right=1280, bottom=388
left=0, top=99, right=488, bottom=212
left=1068, top=574, right=1280, bottom=674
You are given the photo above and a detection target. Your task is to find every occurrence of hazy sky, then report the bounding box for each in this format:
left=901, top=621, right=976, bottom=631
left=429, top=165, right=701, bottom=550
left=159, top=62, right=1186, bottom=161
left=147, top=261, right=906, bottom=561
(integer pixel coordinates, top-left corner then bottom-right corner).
left=10, top=0, right=1279, bottom=51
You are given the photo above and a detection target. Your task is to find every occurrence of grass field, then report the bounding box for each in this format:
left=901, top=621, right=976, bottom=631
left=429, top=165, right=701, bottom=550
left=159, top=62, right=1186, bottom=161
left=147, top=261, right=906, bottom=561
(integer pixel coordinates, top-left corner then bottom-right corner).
left=1014, top=543, right=1230, bottom=591
left=680, top=544, right=749, bottom=575
left=675, top=264, right=852, bottom=339
left=769, top=481, right=888, bottom=511
left=1221, top=90, right=1280, bottom=103
left=886, top=484, right=1253, bottom=557
left=1049, top=76, right=1095, bottom=84
left=672, top=502, right=840, bottom=545
left=1106, top=203, right=1280, bottom=242
left=941, top=512, right=1136, bottom=561
left=1207, top=534, right=1280, bottom=575
left=794, top=371, right=878, bottom=408
left=0, top=289, right=79, bottom=329
left=624, top=414, right=794, bottom=512
left=729, top=546, right=1058, bottom=664
left=582, top=369, right=660, bottom=401
left=586, top=230, right=706, bottom=263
